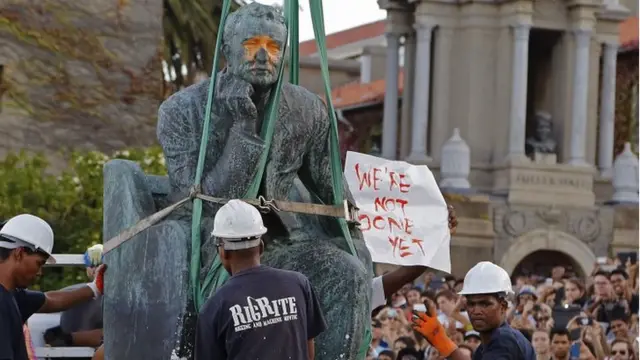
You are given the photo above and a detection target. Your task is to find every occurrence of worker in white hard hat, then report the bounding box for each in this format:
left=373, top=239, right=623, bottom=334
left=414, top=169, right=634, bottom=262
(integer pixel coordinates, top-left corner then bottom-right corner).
left=0, top=214, right=106, bottom=360
left=44, top=244, right=106, bottom=349
left=195, top=200, right=327, bottom=360
left=411, top=261, right=536, bottom=360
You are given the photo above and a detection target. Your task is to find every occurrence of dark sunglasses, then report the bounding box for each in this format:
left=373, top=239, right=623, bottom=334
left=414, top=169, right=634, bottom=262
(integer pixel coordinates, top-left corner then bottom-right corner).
left=611, top=350, right=627, bottom=355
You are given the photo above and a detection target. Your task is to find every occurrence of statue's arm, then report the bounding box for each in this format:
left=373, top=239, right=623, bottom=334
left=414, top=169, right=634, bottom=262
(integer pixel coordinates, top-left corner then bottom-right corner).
left=298, top=97, right=344, bottom=205
left=157, top=99, right=266, bottom=198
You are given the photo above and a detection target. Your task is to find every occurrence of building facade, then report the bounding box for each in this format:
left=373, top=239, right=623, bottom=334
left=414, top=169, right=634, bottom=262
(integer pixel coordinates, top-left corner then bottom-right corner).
left=303, top=0, right=639, bottom=277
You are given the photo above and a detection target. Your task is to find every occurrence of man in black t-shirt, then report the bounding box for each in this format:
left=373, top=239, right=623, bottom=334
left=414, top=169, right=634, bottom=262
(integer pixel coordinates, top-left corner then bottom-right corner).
left=0, top=214, right=106, bottom=360
left=195, top=200, right=327, bottom=360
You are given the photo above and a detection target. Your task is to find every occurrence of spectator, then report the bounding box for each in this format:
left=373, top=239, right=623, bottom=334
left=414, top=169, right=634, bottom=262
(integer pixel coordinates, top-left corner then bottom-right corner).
left=551, top=266, right=566, bottom=282
left=396, top=347, right=424, bottom=360
left=376, top=349, right=395, bottom=360
left=463, top=330, right=481, bottom=352
left=549, top=328, right=571, bottom=360
left=425, top=346, right=444, bottom=360
left=510, top=286, right=538, bottom=330
left=435, top=289, right=470, bottom=331
left=531, top=330, right=551, bottom=360
left=393, top=336, right=416, bottom=353
left=406, top=287, right=422, bottom=304
left=609, top=312, right=635, bottom=344
left=610, top=339, right=635, bottom=360
left=611, top=269, right=639, bottom=314
left=588, top=271, right=618, bottom=322
left=449, top=328, right=464, bottom=345
left=370, top=319, right=389, bottom=354
left=541, top=288, right=558, bottom=308
left=563, top=278, right=587, bottom=307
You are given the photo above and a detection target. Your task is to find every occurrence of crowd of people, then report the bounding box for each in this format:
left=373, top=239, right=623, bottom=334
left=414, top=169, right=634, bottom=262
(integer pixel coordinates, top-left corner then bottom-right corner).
left=368, top=261, right=639, bottom=360
left=2, top=209, right=638, bottom=360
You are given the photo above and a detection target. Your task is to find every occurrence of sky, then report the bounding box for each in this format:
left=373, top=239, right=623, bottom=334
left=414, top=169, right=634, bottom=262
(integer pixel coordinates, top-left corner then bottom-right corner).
left=253, top=0, right=386, bottom=41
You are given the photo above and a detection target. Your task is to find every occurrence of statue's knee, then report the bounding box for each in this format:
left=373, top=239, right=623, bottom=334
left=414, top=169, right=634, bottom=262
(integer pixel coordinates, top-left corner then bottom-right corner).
left=151, top=220, right=190, bottom=249
left=104, top=159, right=147, bottom=186
left=103, top=159, right=157, bottom=239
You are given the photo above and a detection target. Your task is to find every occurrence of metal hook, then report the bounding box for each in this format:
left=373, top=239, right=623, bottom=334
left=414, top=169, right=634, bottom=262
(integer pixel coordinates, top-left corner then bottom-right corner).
left=257, top=196, right=281, bottom=213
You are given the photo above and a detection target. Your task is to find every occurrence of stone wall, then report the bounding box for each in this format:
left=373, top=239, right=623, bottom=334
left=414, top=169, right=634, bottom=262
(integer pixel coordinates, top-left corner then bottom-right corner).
left=0, top=0, right=163, bottom=167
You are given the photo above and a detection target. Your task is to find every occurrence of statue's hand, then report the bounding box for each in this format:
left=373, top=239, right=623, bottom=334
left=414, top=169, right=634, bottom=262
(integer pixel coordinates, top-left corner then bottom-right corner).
left=218, top=76, right=259, bottom=134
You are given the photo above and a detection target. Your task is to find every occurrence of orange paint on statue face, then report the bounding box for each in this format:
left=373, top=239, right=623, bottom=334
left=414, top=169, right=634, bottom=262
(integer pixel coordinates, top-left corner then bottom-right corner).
left=243, top=35, right=280, bottom=69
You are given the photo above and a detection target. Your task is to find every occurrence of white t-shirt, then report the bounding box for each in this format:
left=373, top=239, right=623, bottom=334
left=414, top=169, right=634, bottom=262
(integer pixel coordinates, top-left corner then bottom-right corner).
left=371, top=276, right=386, bottom=312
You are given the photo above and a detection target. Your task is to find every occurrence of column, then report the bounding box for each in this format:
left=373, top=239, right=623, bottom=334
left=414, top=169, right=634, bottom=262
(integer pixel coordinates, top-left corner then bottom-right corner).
left=360, top=53, right=373, bottom=84
left=506, top=24, right=531, bottom=162
left=400, top=32, right=416, bottom=159
left=568, top=29, right=592, bottom=166
left=406, top=23, right=434, bottom=163
left=381, top=31, right=401, bottom=159
left=597, top=41, right=618, bottom=177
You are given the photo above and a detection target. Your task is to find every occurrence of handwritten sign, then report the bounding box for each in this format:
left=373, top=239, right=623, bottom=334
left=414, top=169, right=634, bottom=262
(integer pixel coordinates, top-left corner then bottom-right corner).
left=344, top=151, right=451, bottom=272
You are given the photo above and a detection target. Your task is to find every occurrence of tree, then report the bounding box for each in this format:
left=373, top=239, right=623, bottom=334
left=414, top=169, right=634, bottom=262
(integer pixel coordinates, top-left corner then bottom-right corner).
left=163, top=0, right=244, bottom=90
left=0, top=148, right=166, bottom=291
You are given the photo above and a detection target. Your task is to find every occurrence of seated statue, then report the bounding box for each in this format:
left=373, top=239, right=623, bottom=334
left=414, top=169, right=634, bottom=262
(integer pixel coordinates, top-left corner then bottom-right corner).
left=101, top=3, right=373, bottom=360
left=526, top=111, right=557, bottom=155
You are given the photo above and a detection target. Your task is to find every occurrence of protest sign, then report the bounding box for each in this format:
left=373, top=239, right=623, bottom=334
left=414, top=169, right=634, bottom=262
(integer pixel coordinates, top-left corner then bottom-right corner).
left=344, top=151, right=451, bottom=272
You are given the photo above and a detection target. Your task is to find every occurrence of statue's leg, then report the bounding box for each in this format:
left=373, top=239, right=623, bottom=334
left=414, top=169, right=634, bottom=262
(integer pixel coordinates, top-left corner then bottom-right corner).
left=103, top=219, right=191, bottom=360
left=261, top=236, right=373, bottom=360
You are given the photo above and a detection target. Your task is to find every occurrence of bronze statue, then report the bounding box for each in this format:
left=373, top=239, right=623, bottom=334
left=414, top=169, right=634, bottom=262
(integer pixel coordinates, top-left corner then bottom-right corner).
left=102, top=3, right=372, bottom=359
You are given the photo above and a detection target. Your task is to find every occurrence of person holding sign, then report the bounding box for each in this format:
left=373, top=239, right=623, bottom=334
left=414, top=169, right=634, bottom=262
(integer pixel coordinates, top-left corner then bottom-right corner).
left=370, top=205, right=458, bottom=312
left=411, top=262, right=536, bottom=360
left=344, top=151, right=458, bottom=314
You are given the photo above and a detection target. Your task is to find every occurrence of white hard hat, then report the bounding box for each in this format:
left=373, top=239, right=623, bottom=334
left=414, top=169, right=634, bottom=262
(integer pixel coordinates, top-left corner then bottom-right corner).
left=458, top=261, right=513, bottom=296
left=211, top=199, right=267, bottom=250
left=0, top=214, right=56, bottom=264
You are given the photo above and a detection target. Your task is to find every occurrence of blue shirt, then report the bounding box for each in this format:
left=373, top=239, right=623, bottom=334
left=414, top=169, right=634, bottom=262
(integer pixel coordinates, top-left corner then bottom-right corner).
left=195, top=265, right=327, bottom=360
left=472, top=322, right=536, bottom=360
left=0, top=285, right=46, bottom=360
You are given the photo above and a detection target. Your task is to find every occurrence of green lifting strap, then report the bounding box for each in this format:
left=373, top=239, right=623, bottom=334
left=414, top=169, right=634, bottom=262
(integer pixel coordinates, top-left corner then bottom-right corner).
left=287, top=0, right=299, bottom=85
left=307, top=0, right=357, bottom=257
left=307, top=3, right=371, bottom=357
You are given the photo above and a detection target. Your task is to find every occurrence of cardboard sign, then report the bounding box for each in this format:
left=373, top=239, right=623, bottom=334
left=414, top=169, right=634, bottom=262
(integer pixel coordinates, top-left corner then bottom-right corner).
left=344, top=151, right=451, bottom=273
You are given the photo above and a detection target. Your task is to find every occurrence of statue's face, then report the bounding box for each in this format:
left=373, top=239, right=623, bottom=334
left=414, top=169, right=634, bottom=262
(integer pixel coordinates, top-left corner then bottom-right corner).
left=536, top=120, right=551, bottom=141
left=225, top=18, right=286, bottom=87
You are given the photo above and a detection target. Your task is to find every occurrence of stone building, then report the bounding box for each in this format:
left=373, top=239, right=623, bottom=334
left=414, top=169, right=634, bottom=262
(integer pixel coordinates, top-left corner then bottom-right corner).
left=0, top=0, right=166, bottom=168
left=306, top=1, right=639, bottom=277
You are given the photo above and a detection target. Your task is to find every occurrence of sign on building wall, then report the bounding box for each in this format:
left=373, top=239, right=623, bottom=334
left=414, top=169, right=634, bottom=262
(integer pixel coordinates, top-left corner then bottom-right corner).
left=344, top=151, right=451, bottom=273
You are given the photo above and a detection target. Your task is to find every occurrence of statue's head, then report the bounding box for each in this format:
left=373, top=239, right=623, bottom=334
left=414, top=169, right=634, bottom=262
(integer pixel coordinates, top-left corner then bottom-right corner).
left=534, top=111, right=553, bottom=141
left=222, top=3, right=287, bottom=87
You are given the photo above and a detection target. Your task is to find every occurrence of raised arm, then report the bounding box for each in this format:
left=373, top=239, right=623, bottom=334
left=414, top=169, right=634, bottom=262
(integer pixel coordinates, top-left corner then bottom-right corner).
left=157, top=84, right=266, bottom=199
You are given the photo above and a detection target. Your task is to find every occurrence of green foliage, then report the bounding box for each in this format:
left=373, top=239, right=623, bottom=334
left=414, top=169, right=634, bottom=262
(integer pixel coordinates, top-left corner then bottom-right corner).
left=0, top=147, right=166, bottom=291
left=163, top=0, right=242, bottom=89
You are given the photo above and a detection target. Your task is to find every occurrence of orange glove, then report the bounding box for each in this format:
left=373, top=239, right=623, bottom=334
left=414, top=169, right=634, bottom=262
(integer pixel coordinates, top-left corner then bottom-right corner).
left=88, top=264, right=106, bottom=298
left=411, top=300, right=458, bottom=357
